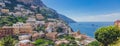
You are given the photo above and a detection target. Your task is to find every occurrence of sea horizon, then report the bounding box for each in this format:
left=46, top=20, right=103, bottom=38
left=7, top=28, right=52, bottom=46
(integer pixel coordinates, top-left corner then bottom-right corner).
left=69, top=22, right=114, bottom=38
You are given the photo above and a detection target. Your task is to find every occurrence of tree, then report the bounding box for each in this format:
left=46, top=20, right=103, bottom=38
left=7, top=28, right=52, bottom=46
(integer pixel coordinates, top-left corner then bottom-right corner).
left=59, top=43, right=68, bottom=46
left=33, top=38, right=54, bottom=46
left=35, top=26, right=45, bottom=32
left=0, top=36, right=18, bottom=46
left=58, top=34, right=75, bottom=41
left=87, top=41, right=101, bottom=46
left=0, top=15, right=27, bottom=27
left=68, top=40, right=78, bottom=46
left=95, top=26, right=120, bottom=46
left=56, top=27, right=63, bottom=33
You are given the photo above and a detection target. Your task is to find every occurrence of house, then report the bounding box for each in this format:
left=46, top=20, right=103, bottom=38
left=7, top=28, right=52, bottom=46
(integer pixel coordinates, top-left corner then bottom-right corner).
left=45, top=27, right=53, bottom=33
left=35, top=21, right=45, bottom=26
left=55, top=39, right=69, bottom=45
left=80, top=36, right=95, bottom=46
left=32, top=31, right=45, bottom=41
left=47, top=18, right=57, bottom=22
left=39, top=31, right=45, bottom=38
left=114, top=20, right=120, bottom=29
left=45, top=22, right=57, bottom=33
left=14, top=4, right=24, bottom=10
left=35, top=14, right=44, bottom=20
left=8, top=12, right=14, bottom=15
left=22, top=10, right=33, bottom=16
left=0, top=9, right=9, bottom=13
left=13, top=22, right=33, bottom=34
left=46, top=32, right=58, bottom=41
left=32, top=32, right=40, bottom=41
left=30, top=5, right=38, bottom=9
left=13, top=12, right=23, bottom=16
left=0, top=26, right=13, bottom=38
left=19, top=35, right=31, bottom=41
left=0, top=2, right=5, bottom=7
left=18, top=40, right=35, bottom=46
left=26, top=17, right=36, bottom=24
left=71, top=32, right=80, bottom=36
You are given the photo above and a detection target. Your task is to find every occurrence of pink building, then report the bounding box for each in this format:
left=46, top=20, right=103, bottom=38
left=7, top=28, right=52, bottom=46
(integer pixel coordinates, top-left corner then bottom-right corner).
left=114, top=20, right=120, bottom=29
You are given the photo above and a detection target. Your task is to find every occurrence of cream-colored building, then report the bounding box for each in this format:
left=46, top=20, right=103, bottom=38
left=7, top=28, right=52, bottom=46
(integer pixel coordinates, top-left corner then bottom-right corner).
left=0, top=9, right=9, bottom=13
left=13, top=22, right=33, bottom=34
left=36, top=14, right=44, bottom=20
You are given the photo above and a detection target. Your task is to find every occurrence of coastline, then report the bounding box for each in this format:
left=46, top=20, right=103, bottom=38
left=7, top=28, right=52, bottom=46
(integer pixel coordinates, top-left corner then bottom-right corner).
left=68, top=22, right=114, bottom=37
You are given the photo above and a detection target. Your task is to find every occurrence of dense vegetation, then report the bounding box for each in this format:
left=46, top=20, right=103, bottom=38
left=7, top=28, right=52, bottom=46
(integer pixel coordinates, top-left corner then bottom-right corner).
left=87, top=41, right=101, bottom=46
left=33, top=38, right=54, bottom=46
left=0, top=15, right=27, bottom=27
left=58, top=34, right=75, bottom=41
left=56, top=27, right=64, bottom=33
left=0, top=36, right=18, bottom=46
left=93, top=26, right=120, bottom=46
left=35, top=25, right=46, bottom=32
left=59, top=40, right=78, bottom=46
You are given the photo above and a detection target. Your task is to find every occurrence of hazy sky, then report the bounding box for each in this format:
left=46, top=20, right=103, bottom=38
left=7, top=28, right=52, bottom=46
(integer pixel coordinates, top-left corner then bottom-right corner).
left=42, top=0, right=120, bottom=22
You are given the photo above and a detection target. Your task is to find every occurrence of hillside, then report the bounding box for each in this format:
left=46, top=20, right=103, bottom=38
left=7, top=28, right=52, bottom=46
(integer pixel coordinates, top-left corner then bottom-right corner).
left=16, top=0, right=76, bottom=23
left=59, top=14, right=76, bottom=23
left=0, top=0, right=95, bottom=46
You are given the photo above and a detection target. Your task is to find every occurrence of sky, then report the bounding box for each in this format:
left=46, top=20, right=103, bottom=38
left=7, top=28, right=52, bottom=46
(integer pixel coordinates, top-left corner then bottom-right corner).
left=42, top=0, right=120, bottom=22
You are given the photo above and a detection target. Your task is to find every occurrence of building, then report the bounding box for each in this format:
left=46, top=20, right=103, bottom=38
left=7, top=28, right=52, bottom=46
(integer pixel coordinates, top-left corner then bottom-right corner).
left=32, top=32, right=40, bottom=41
left=30, top=5, right=38, bottom=9
left=14, top=4, right=24, bottom=11
left=80, top=35, right=95, bottom=45
left=35, top=21, right=45, bottom=26
left=13, top=22, right=33, bottom=34
left=19, top=35, right=31, bottom=40
left=35, top=14, right=44, bottom=20
left=26, top=17, right=36, bottom=24
left=114, top=20, right=120, bottom=29
left=45, top=22, right=57, bottom=33
left=47, top=18, right=57, bottom=22
left=0, top=2, right=5, bottom=7
left=0, top=9, right=9, bottom=13
left=18, top=40, right=35, bottom=46
left=32, top=31, right=45, bottom=41
left=45, top=27, right=53, bottom=33
left=13, top=12, right=23, bottom=16
left=0, top=27, right=13, bottom=38
left=46, top=32, right=58, bottom=41
left=55, top=39, right=69, bottom=45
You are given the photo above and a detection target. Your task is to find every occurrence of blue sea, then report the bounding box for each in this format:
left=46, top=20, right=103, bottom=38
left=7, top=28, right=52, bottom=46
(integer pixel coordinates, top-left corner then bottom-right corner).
left=69, top=22, right=114, bottom=38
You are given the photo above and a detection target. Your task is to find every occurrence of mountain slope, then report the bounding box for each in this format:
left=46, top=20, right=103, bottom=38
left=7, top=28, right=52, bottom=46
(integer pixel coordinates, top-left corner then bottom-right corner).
left=4, top=0, right=76, bottom=23
left=59, top=14, right=76, bottom=23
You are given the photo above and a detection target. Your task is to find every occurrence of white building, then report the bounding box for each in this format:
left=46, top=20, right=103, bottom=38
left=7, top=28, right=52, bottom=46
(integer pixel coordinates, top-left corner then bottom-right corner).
left=26, top=17, right=36, bottom=24
left=13, top=12, right=23, bottom=16
left=0, top=2, right=5, bottom=7
left=19, top=35, right=31, bottom=40
left=35, top=21, right=45, bottom=26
